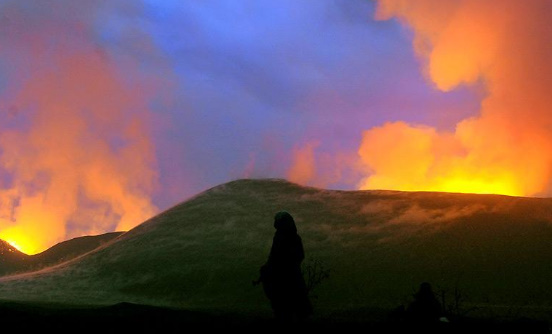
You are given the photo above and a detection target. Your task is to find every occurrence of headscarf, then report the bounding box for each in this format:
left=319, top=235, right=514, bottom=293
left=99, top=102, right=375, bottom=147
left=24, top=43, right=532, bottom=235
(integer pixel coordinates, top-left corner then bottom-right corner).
left=273, top=211, right=297, bottom=234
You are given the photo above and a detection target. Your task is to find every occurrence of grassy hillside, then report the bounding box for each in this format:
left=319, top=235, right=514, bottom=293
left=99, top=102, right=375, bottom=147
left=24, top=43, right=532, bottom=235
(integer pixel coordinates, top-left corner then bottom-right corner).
left=28, top=232, right=124, bottom=271
left=0, top=179, right=551, bottom=321
left=0, top=232, right=123, bottom=276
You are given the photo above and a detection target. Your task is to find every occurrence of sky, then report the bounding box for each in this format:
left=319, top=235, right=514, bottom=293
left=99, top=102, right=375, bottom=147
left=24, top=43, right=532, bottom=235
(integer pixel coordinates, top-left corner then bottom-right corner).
left=1, top=0, right=551, bottom=253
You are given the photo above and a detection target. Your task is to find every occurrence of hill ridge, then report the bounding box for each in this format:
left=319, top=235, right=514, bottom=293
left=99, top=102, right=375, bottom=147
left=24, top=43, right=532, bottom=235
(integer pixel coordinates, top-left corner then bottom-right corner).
left=0, top=178, right=551, bottom=321
left=0, top=232, right=124, bottom=276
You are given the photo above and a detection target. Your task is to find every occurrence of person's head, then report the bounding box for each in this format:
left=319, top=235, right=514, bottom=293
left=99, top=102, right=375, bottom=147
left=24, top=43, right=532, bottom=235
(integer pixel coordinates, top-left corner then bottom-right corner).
left=417, top=282, right=434, bottom=297
left=274, top=211, right=297, bottom=234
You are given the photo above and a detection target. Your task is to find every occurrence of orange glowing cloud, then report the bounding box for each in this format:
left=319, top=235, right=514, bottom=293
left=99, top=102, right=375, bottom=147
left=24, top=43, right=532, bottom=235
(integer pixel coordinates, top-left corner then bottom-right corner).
left=358, top=0, right=552, bottom=196
left=0, top=52, right=158, bottom=254
left=0, top=2, right=169, bottom=255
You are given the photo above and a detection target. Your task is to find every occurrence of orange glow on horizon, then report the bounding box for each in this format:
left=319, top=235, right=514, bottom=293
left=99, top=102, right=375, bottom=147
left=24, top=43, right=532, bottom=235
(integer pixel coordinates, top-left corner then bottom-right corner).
left=356, top=121, right=528, bottom=197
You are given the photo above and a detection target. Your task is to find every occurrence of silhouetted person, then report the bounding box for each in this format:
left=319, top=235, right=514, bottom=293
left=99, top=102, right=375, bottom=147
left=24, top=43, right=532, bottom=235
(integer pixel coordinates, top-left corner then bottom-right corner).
left=258, top=211, right=312, bottom=324
left=406, top=282, right=443, bottom=325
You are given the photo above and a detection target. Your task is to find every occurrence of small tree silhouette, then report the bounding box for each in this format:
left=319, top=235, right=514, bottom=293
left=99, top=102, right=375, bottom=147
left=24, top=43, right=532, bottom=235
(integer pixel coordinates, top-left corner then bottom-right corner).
left=436, top=280, right=478, bottom=319
left=302, top=257, right=330, bottom=299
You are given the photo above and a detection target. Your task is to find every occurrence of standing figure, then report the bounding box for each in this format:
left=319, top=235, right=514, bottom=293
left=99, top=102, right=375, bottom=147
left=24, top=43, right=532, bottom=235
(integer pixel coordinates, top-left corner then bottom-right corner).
left=406, top=282, right=442, bottom=324
left=260, top=211, right=312, bottom=323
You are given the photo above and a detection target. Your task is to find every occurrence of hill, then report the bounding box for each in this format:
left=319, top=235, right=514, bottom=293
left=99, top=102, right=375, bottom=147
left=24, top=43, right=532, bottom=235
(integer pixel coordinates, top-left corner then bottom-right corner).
left=29, top=232, right=124, bottom=270
left=0, top=240, right=29, bottom=275
left=0, top=179, right=551, bottom=321
left=0, top=232, right=123, bottom=276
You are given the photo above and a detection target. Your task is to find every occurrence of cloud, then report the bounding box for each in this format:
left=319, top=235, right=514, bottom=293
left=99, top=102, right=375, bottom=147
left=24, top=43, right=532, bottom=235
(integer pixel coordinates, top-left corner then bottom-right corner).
left=0, top=1, right=163, bottom=254
left=357, top=0, right=552, bottom=197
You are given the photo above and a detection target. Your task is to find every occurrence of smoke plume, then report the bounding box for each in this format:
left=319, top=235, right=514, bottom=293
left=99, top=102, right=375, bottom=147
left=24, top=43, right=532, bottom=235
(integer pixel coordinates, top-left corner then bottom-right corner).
left=358, top=0, right=552, bottom=196
left=0, top=1, right=160, bottom=254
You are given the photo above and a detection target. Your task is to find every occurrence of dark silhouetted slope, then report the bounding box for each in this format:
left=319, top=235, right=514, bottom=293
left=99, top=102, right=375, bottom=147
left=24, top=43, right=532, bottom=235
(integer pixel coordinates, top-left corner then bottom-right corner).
left=28, top=232, right=124, bottom=270
left=0, top=179, right=551, bottom=321
left=0, top=240, right=29, bottom=275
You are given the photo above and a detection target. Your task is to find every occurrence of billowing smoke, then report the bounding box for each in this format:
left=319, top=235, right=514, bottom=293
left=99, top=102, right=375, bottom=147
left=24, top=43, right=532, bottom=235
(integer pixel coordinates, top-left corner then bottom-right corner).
left=288, top=142, right=318, bottom=186
left=358, top=0, right=552, bottom=196
left=0, top=1, right=160, bottom=254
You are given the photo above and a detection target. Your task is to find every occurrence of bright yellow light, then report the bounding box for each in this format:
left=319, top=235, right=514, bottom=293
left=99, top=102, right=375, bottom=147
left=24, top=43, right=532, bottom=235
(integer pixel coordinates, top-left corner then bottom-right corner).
left=436, top=176, right=520, bottom=196
left=5, top=240, right=22, bottom=252
left=357, top=122, right=532, bottom=197
left=0, top=231, right=38, bottom=255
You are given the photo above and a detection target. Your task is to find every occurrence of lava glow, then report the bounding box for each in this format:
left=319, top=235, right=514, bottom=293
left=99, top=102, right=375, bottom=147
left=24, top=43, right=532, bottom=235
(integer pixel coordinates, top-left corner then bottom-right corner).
left=357, top=121, right=524, bottom=196
left=5, top=240, right=23, bottom=253
left=356, top=0, right=552, bottom=197
left=3, top=234, right=29, bottom=254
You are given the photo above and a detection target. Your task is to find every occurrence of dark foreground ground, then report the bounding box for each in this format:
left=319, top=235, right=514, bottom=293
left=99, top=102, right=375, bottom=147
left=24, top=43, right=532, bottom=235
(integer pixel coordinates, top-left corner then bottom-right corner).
left=0, top=302, right=548, bottom=333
